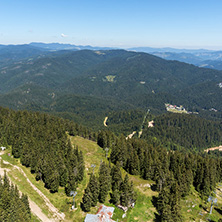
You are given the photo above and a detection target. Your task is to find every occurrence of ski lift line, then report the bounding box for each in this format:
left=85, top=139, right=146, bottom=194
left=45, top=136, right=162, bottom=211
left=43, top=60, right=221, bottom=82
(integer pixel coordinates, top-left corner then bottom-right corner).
left=141, top=109, right=150, bottom=125
left=139, top=108, right=150, bottom=133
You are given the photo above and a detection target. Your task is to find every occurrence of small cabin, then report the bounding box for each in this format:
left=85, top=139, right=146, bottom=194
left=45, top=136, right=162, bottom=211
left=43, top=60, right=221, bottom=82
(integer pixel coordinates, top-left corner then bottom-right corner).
left=84, top=205, right=115, bottom=222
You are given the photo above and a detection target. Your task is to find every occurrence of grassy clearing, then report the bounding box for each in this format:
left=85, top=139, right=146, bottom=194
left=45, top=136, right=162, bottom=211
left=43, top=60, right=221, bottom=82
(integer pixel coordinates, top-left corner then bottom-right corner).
left=180, top=185, right=222, bottom=221
left=104, top=75, right=116, bottom=82
left=167, top=108, right=188, bottom=114
left=71, top=136, right=107, bottom=173
left=71, top=136, right=158, bottom=222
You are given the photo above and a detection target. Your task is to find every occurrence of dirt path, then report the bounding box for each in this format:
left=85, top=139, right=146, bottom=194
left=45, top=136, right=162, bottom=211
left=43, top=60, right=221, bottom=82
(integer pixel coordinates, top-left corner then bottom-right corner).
left=29, top=200, right=54, bottom=222
left=104, top=116, right=108, bottom=127
left=204, top=145, right=222, bottom=152
left=0, top=153, right=65, bottom=222
left=126, top=131, right=136, bottom=140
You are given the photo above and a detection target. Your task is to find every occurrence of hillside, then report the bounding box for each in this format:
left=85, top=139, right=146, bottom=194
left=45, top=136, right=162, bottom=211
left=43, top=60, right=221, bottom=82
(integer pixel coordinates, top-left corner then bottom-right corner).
left=1, top=48, right=222, bottom=130
left=0, top=50, right=222, bottom=126
left=0, top=44, right=50, bottom=69
left=0, top=107, right=222, bottom=221
left=2, top=133, right=222, bottom=221
left=141, top=113, right=222, bottom=151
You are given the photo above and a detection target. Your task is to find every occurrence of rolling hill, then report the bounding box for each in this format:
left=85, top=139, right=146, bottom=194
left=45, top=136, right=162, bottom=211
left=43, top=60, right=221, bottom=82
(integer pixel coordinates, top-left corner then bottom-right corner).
left=1, top=48, right=222, bottom=130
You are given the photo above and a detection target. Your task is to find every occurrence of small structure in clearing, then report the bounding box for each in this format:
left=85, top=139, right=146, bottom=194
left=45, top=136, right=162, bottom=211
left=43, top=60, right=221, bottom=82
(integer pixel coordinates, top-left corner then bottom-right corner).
left=148, top=120, right=154, bottom=128
left=84, top=205, right=115, bottom=222
left=103, top=75, right=116, bottom=82
left=95, top=51, right=105, bottom=55
left=0, top=147, right=6, bottom=151
left=165, top=103, right=188, bottom=114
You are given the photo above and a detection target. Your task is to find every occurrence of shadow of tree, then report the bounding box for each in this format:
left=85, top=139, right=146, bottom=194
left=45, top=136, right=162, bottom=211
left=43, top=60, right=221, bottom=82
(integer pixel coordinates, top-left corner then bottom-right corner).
left=151, top=183, right=157, bottom=192
left=152, top=196, right=161, bottom=222
left=214, top=207, right=222, bottom=215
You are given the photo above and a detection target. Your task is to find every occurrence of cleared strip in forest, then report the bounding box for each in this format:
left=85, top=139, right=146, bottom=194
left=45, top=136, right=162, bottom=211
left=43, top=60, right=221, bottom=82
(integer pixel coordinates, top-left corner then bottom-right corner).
left=204, top=145, right=222, bottom=152
left=0, top=158, right=52, bottom=221
left=126, top=131, right=136, bottom=140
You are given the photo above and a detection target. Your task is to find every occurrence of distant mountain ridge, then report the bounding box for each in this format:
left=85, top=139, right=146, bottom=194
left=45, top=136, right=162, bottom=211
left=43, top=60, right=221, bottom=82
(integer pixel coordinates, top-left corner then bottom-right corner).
left=2, top=42, right=222, bottom=70
left=30, top=42, right=115, bottom=51
left=128, top=47, right=222, bottom=70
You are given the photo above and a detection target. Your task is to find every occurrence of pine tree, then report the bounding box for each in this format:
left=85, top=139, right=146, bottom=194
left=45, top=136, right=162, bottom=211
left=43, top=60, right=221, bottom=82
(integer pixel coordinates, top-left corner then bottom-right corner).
left=111, top=162, right=123, bottom=191
left=157, top=182, right=172, bottom=221
left=110, top=189, right=120, bottom=205
left=120, top=174, right=130, bottom=207
left=88, top=174, right=99, bottom=207
left=21, top=194, right=31, bottom=220
left=98, top=162, right=111, bottom=203
left=81, top=187, right=92, bottom=212
left=97, top=131, right=107, bottom=148
left=59, top=166, right=68, bottom=187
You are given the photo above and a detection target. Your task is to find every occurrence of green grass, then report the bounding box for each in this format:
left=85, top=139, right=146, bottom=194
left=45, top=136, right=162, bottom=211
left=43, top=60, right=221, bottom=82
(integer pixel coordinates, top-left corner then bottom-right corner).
left=180, top=185, right=222, bottom=221
left=31, top=214, right=41, bottom=222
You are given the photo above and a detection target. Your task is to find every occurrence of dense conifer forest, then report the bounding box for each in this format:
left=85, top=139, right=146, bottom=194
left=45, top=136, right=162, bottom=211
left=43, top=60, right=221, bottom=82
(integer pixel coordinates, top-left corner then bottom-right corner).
left=97, top=128, right=222, bottom=221
left=141, top=113, right=222, bottom=151
left=1, top=105, right=222, bottom=220
left=0, top=173, right=31, bottom=221
left=0, top=107, right=95, bottom=194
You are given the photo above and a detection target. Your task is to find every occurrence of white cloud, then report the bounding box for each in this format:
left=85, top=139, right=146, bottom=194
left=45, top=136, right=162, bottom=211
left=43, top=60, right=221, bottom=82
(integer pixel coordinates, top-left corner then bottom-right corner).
left=61, top=33, right=68, bottom=38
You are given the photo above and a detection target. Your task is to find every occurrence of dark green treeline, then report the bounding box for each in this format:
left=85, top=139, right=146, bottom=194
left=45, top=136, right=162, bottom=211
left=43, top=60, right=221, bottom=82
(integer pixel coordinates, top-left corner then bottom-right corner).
left=0, top=107, right=96, bottom=193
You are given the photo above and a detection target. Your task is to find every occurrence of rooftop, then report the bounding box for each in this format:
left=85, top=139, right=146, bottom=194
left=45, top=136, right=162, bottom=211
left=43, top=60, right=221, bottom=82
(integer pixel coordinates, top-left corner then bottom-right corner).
left=84, top=205, right=115, bottom=222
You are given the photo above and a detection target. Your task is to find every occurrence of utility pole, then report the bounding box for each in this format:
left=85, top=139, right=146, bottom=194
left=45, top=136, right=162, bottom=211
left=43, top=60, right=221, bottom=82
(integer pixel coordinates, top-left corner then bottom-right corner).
left=91, top=164, right=96, bottom=175
left=70, top=191, right=77, bottom=210
left=208, top=196, right=217, bottom=214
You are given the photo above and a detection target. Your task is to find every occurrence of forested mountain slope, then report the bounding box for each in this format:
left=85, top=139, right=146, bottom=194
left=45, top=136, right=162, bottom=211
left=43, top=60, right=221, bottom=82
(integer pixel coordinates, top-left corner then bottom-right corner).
left=0, top=106, right=91, bottom=194
left=0, top=44, right=50, bottom=68
left=1, top=49, right=222, bottom=94
left=141, top=113, right=222, bottom=151
left=1, top=106, right=222, bottom=221
left=0, top=50, right=133, bottom=93
left=1, top=49, right=222, bottom=130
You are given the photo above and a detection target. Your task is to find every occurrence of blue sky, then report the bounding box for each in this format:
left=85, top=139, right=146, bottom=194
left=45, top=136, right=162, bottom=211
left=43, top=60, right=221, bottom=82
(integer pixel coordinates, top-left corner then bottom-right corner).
left=1, top=0, right=222, bottom=49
